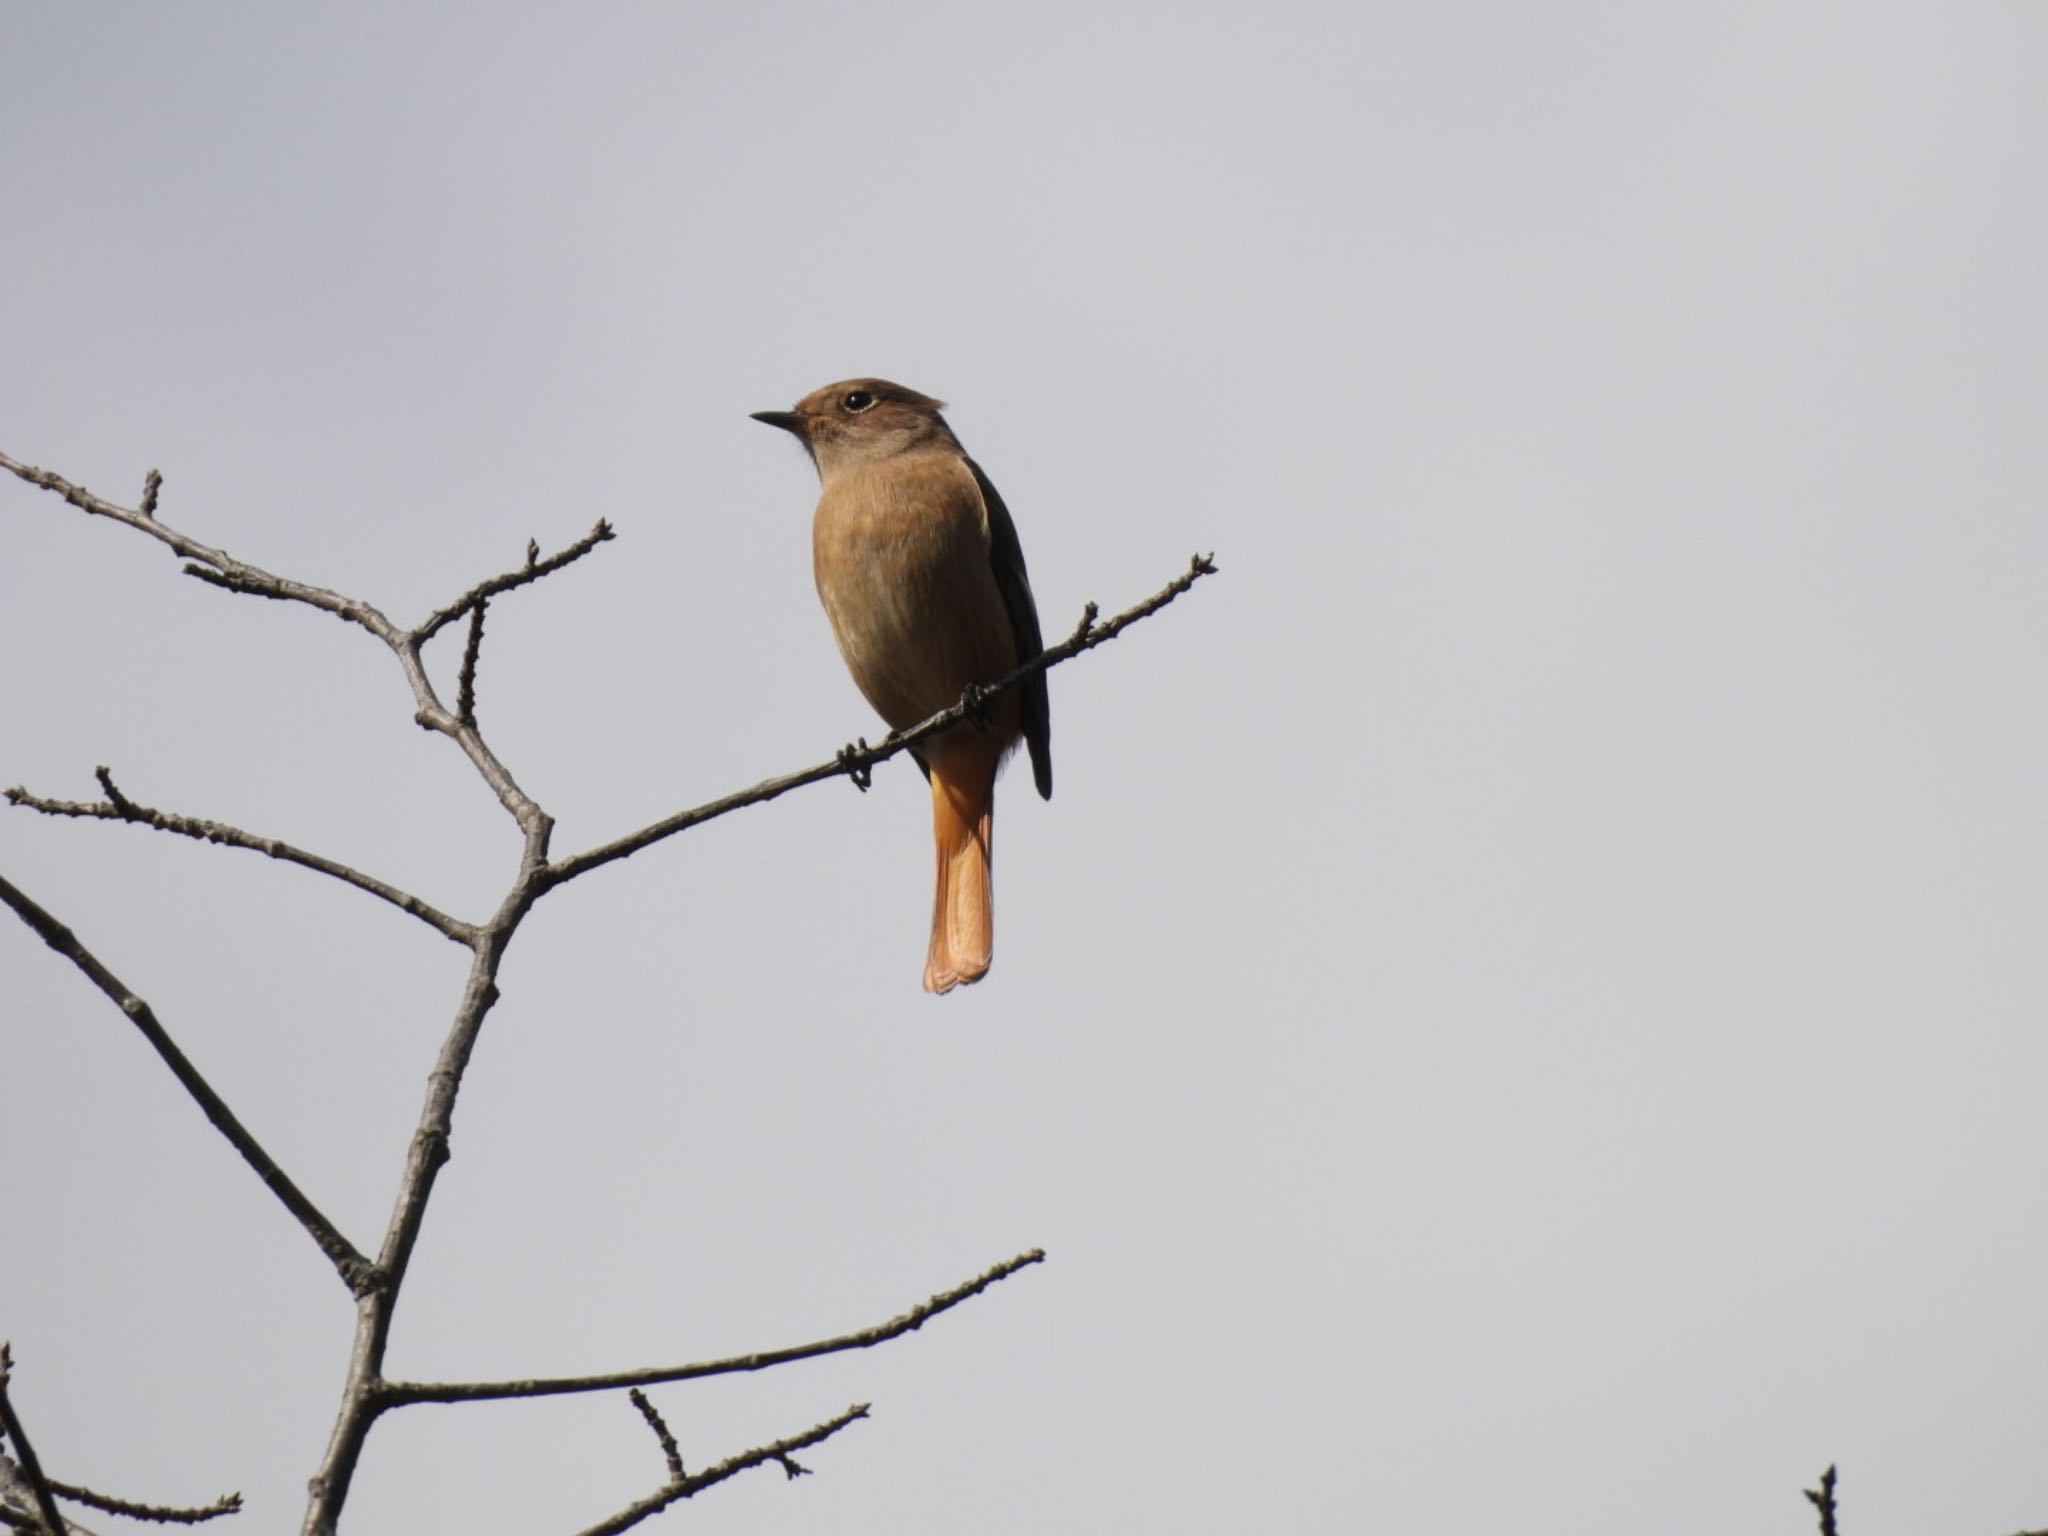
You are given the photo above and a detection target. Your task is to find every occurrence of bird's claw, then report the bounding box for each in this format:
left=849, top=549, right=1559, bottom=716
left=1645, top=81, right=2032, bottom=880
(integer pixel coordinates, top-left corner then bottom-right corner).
left=839, top=740, right=873, bottom=792
left=959, top=681, right=996, bottom=731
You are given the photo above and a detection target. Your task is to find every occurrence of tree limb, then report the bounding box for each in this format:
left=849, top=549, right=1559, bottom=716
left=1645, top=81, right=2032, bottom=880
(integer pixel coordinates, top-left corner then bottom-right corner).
left=0, top=1350, right=66, bottom=1536
left=414, top=521, right=614, bottom=644
left=1804, top=1465, right=1839, bottom=1536
left=455, top=600, right=487, bottom=727
left=382, top=1247, right=1044, bottom=1406
left=624, top=1392, right=683, bottom=1482
left=5, top=446, right=1214, bottom=1536
left=40, top=1479, right=239, bottom=1527
left=545, top=554, right=1218, bottom=888
left=4, top=771, right=473, bottom=945
left=0, top=451, right=553, bottom=839
left=572, top=1403, right=868, bottom=1536
left=0, top=876, right=378, bottom=1293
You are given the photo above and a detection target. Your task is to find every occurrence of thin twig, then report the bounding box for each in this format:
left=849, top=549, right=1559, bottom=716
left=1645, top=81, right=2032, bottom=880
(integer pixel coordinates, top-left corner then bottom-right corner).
left=1804, top=1464, right=1839, bottom=1536
left=44, top=1478, right=240, bottom=1526
left=625, top=1392, right=683, bottom=1482
left=382, top=1248, right=1044, bottom=1405
left=414, top=521, right=614, bottom=644
left=0, top=452, right=393, bottom=638
left=546, top=554, right=1218, bottom=887
left=0, top=875, right=378, bottom=1293
left=456, top=599, right=487, bottom=727
left=4, top=776, right=473, bottom=945
left=303, top=922, right=529, bottom=1535
left=573, top=1404, right=868, bottom=1536
left=0, top=1347, right=70, bottom=1536
left=0, top=450, right=553, bottom=838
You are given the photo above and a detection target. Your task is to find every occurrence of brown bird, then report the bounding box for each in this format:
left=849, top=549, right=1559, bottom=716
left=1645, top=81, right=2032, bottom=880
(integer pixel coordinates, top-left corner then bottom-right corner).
left=753, top=379, right=1052, bottom=993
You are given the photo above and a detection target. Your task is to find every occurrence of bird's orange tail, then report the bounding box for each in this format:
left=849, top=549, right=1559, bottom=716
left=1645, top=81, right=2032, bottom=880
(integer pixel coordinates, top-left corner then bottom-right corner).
left=924, top=752, right=998, bottom=994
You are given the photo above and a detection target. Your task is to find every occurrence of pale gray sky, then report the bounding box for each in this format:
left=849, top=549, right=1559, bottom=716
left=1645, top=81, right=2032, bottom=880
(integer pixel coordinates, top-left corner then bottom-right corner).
left=4, top=4, right=2045, bottom=1533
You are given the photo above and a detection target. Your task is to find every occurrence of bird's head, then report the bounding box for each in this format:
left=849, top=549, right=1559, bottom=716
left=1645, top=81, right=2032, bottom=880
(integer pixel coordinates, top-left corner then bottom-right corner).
left=751, top=378, right=956, bottom=479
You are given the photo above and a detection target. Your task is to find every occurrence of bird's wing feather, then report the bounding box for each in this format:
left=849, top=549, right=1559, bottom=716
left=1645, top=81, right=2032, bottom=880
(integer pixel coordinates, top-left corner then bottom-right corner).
left=967, top=457, right=1052, bottom=800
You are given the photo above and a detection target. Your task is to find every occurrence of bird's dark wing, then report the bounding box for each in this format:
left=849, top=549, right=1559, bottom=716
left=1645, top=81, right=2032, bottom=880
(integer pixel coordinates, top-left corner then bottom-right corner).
left=968, top=456, right=1053, bottom=800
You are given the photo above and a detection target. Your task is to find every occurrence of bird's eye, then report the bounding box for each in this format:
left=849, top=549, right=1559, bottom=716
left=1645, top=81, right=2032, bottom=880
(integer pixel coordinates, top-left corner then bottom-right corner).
left=842, top=390, right=876, bottom=413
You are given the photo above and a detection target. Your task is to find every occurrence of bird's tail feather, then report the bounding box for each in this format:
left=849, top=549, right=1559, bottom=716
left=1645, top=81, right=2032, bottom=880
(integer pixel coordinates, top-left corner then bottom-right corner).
left=924, top=760, right=996, bottom=994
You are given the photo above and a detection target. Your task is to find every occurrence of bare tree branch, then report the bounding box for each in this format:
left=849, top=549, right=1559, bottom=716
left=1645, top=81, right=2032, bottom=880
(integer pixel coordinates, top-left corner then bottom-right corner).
left=1805, top=1464, right=1839, bottom=1536
left=0, top=453, right=399, bottom=641
left=455, top=600, right=487, bottom=727
left=42, top=1479, right=240, bottom=1527
left=4, top=772, right=473, bottom=945
left=625, top=1392, right=684, bottom=1482
left=0, top=1349, right=66, bottom=1536
left=0, top=1454, right=237, bottom=1534
left=414, top=521, right=614, bottom=644
left=383, top=1248, right=1045, bottom=1406
left=0, top=876, right=377, bottom=1292
left=0, top=451, right=553, bottom=840
left=573, top=1403, right=869, bottom=1536
left=301, top=920, right=532, bottom=1535
left=6, top=448, right=1212, bottom=1536
left=545, top=554, right=1219, bottom=887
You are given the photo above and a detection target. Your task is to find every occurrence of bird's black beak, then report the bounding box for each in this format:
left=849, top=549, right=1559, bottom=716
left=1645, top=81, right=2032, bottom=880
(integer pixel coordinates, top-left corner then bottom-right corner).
left=750, top=410, right=804, bottom=436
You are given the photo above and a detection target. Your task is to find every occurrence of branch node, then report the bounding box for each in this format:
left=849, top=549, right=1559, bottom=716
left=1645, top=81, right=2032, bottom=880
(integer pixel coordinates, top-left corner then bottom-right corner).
left=141, top=467, right=163, bottom=518
left=1067, top=600, right=1100, bottom=644
left=414, top=521, right=619, bottom=645
left=93, top=765, right=137, bottom=817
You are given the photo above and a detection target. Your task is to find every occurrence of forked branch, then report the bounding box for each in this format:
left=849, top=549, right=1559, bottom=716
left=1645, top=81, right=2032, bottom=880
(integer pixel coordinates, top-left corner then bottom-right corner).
left=4, top=772, right=472, bottom=945
left=1, top=1346, right=240, bottom=1535
left=4, top=447, right=1214, bottom=1536
left=575, top=1403, right=869, bottom=1536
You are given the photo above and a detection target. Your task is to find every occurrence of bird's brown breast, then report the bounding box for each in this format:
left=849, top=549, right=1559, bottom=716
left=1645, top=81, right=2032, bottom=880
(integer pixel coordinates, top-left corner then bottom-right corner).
left=812, top=452, right=1023, bottom=737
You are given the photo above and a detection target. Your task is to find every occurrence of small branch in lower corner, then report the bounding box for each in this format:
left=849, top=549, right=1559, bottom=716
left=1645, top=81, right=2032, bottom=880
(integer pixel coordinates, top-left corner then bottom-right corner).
left=0, top=1345, right=72, bottom=1536
left=47, top=1477, right=242, bottom=1525
left=574, top=1403, right=870, bottom=1536
left=1803, top=1464, right=1839, bottom=1536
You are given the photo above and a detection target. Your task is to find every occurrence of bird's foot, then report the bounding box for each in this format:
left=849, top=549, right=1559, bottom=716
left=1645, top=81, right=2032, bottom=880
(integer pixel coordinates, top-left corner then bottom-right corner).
left=838, top=739, right=874, bottom=792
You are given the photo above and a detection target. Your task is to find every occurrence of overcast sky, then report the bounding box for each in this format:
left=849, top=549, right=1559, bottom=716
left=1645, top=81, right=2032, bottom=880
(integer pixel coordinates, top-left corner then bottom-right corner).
left=4, top=5, right=2045, bottom=1533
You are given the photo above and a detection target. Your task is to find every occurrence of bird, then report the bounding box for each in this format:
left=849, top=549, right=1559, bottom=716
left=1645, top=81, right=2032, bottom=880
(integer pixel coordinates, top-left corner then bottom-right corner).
left=752, top=379, right=1052, bottom=994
